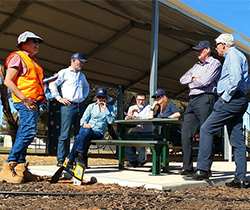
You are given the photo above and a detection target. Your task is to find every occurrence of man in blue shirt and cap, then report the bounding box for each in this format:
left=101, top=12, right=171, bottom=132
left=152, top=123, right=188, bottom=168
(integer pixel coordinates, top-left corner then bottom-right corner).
left=184, top=34, right=250, bottom=189
left=66, top=87, right=115, bottom=168
left=49, top=53, right=89, bottom=167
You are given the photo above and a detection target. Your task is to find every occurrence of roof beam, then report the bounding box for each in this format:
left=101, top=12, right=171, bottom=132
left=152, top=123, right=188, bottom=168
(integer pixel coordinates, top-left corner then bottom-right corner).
left=123, top=47, right=192, bottom=90
left=0, top=0, right=35, bottom=35
left=158, top=47, right=193, bottom=71
left=133, top=22, right=216, bottom=41
left=85, top=23, right=134, bottom=59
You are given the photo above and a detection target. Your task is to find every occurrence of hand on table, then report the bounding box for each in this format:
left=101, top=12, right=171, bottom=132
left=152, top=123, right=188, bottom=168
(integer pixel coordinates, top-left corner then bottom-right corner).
left=126, top=108, right=138, bottom=120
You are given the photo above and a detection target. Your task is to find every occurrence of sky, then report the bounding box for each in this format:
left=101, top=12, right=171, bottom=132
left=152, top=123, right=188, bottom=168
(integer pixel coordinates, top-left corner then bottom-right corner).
left=180, top=0, right=250, bottom=46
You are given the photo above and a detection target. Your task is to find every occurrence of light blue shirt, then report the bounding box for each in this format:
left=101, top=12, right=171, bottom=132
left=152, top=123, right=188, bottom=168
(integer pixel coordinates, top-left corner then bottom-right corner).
left=217, top=47, right=250, bottom=102
left=49, top=66, right=89, bottom=103
left=80, top=102, right=115, bottom=135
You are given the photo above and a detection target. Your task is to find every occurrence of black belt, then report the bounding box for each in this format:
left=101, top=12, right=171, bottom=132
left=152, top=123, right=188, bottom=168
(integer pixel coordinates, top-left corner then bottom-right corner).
left=218, top=90, right=245, bottom=97
left=71, top=101, right=84, bottom=106
left=189, top=93, right=215, bottom=99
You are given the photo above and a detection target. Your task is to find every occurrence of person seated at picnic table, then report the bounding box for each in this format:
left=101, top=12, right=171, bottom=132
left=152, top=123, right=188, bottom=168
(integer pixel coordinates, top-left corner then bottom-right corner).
left=149, top=89, right=181, bottom=146
left=124, top=93, right=154, bottom=168
left=65, top=87, right=115, bottom=168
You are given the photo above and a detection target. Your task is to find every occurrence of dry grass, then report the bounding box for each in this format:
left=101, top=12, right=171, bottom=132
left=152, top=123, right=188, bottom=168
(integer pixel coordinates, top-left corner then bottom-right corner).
left=0, top=154, right=121, bottom=166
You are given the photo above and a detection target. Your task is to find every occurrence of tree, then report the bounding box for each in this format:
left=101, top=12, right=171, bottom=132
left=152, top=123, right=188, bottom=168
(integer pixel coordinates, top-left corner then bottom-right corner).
left=0, top=111, right=18, bottom=135
left=0, top=65, right=19, bottom=145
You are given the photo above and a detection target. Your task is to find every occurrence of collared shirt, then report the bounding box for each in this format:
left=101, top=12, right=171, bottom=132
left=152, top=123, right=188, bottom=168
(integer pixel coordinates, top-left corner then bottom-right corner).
left=49, top=66, right=89, bottom=103
left=80, top=102, right=115, bottom=135
left=153, top=102, right=180, bottom=118
left=126, top=104, right=154, bottom=133
left=180, top=56, right=222, bottom=96
left=217, top=47, right=250, bottom=102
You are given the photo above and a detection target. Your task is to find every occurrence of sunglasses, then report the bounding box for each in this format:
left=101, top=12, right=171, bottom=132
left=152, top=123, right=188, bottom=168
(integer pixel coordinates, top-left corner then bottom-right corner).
left=97, top=96, right=105, bottom=99
left=215, top=42, right=222, bottom=48
left=155, top=95, right=162, bottom=99
left=28, top=38, right=41, bottom=44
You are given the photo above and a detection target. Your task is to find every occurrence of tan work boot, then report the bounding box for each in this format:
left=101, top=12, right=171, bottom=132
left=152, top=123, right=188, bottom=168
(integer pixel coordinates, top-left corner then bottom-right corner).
left=0, top=162, right=24, bottom=184
left=16, top=162, right=42, bottom=182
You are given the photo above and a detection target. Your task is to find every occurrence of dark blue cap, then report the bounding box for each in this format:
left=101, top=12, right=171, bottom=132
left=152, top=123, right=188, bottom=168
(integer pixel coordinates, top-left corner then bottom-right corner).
left=96, top=87, right=107, bottom=97
left=152, top=89, right=166, bottom=98
left=71, top=53, right=88, bottom=63
left=192, top=40, right=211, bottom=50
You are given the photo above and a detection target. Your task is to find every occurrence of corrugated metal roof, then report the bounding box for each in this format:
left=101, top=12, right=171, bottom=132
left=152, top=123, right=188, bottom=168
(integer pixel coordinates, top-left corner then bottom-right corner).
left=0, top=0, right=249, bottom=101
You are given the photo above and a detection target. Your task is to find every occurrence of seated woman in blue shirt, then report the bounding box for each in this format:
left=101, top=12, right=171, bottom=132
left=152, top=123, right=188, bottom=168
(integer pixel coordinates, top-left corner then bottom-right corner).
left=149, top=89, right=181, bottom=146
left=66, top=87, right=115, bottom=168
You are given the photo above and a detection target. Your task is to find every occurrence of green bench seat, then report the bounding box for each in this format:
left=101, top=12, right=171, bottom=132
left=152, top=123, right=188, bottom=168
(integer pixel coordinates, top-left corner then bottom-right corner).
left=85, top=139, right=174, bottom=175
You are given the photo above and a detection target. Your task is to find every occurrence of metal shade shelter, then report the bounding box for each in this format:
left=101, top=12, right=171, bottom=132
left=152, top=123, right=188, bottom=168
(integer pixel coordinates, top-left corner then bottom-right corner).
left=0, top=0, right=250, bottom=102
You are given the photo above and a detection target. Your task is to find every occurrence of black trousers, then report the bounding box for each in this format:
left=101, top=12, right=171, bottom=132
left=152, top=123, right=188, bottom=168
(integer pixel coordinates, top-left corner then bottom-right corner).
left=181, top=93, right=216, bottom=170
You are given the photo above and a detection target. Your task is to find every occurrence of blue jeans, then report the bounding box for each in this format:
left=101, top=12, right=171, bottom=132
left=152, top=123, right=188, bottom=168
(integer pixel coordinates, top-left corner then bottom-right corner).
left=197, top=91, right=248, bottom=180
left=57, top=104, right=84, bottom=162
left=67, top=127, right=103, bottom=161
left=125, top=132, right=153, bottom=163
left=7, top=101, right=41, bottom=163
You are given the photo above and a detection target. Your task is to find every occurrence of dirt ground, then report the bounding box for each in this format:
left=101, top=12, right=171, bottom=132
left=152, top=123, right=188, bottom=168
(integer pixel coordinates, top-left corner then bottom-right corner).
left=0, top=154, right=250, bottom=210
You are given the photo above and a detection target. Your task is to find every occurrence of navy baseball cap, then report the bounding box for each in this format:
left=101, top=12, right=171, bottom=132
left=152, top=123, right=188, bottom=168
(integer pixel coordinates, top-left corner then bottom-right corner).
left=96, top=87, right=107, bottom=97
left=152, top=89, right=166, bottom=98
left=71, top=53, right=88, bottom=63
left=192, top=40, right=211, bottom=50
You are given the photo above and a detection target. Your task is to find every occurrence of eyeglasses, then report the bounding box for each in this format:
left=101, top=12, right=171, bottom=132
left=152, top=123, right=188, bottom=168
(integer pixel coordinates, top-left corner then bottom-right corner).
left=215, top=42, right=222, bottom=48
left=155, top=95, right=162, bottom=99
left=97, top=96, right=105, bottom=99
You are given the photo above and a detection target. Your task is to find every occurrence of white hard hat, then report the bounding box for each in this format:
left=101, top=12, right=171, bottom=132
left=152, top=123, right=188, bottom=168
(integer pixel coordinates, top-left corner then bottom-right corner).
left=16, top=31, right=43, bottom=47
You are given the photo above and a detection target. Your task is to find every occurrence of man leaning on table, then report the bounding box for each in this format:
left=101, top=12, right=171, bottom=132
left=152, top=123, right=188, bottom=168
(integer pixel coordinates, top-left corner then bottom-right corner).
left=184, top=34, right=250, bottom=189
left=124, top=93, right=154, bottom=168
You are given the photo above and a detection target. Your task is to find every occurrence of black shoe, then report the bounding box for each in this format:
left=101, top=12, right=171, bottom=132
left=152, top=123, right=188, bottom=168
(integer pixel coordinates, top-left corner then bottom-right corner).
left=56, top=161, right=63, bottom=167
left=183, top=169, right=209, bottom=181
left=179, top=169, right=194, bottom=176
left=137, top=160, right=147, bottom=167
left=67, top=160, right=74, bottom=169
left=125, top=161, right=139, bottom=168
left=225, top=178, right=246, bottom=189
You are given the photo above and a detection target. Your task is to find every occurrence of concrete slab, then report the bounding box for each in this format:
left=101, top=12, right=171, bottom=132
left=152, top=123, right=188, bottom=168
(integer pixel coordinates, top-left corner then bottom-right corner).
left=28, top=161, right=250, bottom=191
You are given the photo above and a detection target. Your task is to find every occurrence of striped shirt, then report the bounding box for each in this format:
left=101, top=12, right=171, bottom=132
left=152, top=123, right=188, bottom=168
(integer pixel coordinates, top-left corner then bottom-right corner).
left=180, top=56, right=222, bottom=96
